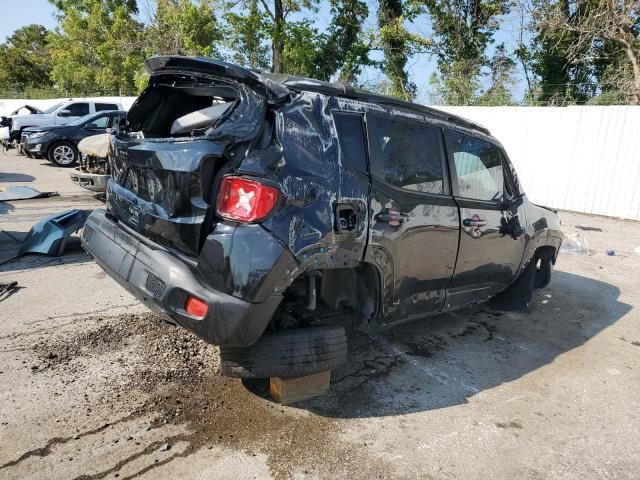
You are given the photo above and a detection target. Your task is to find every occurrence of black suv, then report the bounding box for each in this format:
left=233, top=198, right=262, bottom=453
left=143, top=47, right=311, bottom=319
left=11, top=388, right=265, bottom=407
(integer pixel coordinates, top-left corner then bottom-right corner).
left=22, top=110, right=127, bottom=167
left=82, top=56, right=563, bottom=379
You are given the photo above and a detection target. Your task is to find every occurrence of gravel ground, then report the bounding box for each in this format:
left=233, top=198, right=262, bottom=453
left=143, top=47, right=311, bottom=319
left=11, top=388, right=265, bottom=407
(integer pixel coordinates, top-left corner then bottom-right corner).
left=1, top=150, right=640, bottom=479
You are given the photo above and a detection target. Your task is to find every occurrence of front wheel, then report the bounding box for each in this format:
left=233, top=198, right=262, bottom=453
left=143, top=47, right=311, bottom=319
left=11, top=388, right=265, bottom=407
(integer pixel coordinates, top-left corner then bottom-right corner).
left=48, top=141, right=78, bottom=167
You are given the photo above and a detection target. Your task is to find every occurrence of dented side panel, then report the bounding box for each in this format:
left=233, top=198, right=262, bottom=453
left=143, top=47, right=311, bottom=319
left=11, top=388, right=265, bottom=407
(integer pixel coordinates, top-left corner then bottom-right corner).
left=251, top=92, right=370, bottom=272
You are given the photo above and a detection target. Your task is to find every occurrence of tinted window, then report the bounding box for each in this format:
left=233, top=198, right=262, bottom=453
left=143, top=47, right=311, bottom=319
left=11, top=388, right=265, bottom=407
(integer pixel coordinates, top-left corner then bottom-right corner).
left=96, top=103, right=119, bottom=112
left=108, top=113, right=124, bottom=128
left=88, top=116, right=109, bottom=128
left=66, top=103, right=90, bottom=116
left=367, top=116, right=444, bottom=194
left=446, top=130, right=504, bottom=201
left=333, top=112, right=368, bottom=172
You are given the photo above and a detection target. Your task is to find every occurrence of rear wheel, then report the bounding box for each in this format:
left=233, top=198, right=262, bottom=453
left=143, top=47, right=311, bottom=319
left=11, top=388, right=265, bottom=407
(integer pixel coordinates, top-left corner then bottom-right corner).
left=48, top=141, right=78, bottom=167
left=219, top=325, right=348, bottom=378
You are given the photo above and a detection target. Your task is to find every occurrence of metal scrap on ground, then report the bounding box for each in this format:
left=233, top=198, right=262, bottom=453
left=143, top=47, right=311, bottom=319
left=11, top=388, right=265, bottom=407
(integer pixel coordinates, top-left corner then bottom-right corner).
left=0, top=186, right=57, bottom=201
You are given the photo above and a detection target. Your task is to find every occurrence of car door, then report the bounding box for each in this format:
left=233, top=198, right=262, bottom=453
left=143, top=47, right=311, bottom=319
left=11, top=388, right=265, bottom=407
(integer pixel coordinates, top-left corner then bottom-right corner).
left=444, top=128, right=527, bottom=310
left=364, top=112, right=460, bottom=323
left=56, top=102, right=90, bottom=124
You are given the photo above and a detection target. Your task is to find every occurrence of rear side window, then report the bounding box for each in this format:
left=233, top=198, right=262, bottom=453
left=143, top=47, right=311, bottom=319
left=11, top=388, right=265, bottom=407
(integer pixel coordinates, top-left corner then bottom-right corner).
left=333, top=112, right=368, bottom=172
left=90, top=116, right=110, bottom=128
left=66, top=103, right=90, bottom=116
left=445, top=130, right=504, bottom=201
left=367, top=115, right=444, bottom=194
left=96, top=103, right=119, bottom=111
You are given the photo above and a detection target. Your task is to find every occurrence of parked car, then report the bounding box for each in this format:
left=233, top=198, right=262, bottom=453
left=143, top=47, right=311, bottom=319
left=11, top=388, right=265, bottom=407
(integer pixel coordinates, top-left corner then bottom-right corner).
left=81, top=56, right=563, bottom=379
left=0, top=104, right=43, bottom=148
left=5, top=99, right=123, bottom=146
left=22, top=110, right=126, bottom=167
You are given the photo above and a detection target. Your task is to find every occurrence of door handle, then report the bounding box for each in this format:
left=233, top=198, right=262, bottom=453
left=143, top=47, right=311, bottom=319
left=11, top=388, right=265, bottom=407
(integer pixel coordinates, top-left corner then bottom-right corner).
left=463, top=217, right=487, bottom=227
left=375, top=209, right=408, bottom=226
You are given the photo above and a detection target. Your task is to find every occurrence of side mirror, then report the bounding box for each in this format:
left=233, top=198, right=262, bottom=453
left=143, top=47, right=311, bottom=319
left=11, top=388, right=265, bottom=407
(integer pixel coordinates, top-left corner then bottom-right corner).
left=58, top=109, right=72, bottom=117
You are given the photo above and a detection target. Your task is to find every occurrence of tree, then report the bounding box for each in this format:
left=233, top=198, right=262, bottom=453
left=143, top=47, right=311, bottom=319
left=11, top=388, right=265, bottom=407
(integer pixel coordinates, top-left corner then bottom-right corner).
left=282, top=20, right=322, bottom=76
left=537, top=0, right=640, bottom=104
left=145, top=0, right=224, bottom=57
left=225, top=0, right=271, bottom=70
left=377, top=0, right=416, bottom=100
left=421, top=0, right=510, bottom=105
left=0, top=25, right=53, bottom=92
left=252, top=0, right=318, bottom=73
left=475, top=44, right=517, bottom=105
left=225, top=0, right=372, bottom=81
left=315, top=0, right=371, bottom=82
left=47, top=0, right=143, bottom=95
left=526, top=0, right=596, bottom=105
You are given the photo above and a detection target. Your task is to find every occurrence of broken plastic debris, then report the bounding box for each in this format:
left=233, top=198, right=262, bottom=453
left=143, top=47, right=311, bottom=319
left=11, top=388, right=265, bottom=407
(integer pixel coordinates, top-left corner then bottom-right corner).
left=78, top=133, right=111, bottom=158
left=560, top=232, right=588, bottom=255
left=0, top=186, right=57, bottom=202
left=19, top=209, right=89, bottom=257
left=606, top=250, right=615, bottom=256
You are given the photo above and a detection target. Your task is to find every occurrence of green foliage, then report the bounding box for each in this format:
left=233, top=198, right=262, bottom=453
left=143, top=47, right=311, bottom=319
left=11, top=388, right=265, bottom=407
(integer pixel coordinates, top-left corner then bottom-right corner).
left=146, top=0, right=223, bottom=57
left=421, top=0, right=510, bottom=105
left=282, top=21, right=322, bottom=76
left=315, top=0, right=371, bottom=82
left=474, top=44, right=517, bottom=105
left=0, top=25, right=53, bottom=91
left=47, top=0, right=143, bottom=95
left=0, top=0, right=634, bottom=104
left=224, top=0, right=271, bottom=70
left=377, top=0, right=425, bottom=100
left=529, top=0, right=594, bottom=104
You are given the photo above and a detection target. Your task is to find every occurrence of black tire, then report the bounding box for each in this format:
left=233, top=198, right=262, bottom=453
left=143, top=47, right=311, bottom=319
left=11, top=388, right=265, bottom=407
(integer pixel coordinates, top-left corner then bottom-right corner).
left=48, top=141, right=78, bottom=167
left=220, top=325, right=348, bottom=378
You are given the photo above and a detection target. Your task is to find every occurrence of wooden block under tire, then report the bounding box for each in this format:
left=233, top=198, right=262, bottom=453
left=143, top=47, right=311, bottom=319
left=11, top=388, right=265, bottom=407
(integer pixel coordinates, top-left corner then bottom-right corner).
left=269, top=370, right=331, bottom=405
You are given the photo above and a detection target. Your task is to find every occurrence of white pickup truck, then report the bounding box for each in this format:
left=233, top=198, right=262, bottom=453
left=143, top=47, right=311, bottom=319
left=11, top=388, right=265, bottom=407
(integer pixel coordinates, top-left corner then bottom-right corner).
left=0, top=99, right=123, bottom=146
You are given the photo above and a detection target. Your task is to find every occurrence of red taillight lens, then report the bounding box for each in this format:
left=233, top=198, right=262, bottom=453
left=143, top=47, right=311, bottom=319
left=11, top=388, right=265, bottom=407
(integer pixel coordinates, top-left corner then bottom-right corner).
left=216, top=176, right=279, bottom=222
left=185, top=296, right=208, bottom=318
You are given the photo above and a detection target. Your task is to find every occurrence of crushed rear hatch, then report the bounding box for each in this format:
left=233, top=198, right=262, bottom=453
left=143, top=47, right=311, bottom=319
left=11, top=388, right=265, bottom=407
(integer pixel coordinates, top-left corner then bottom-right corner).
left=107, top=57, right=290, bottom=256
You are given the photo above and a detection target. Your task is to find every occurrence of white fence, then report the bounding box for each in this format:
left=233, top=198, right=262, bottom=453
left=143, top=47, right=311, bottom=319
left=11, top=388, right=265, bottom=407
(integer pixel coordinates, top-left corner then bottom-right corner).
left=2, top=98, right=639, bottom=220
left=441, top=106, right=640, bottom=221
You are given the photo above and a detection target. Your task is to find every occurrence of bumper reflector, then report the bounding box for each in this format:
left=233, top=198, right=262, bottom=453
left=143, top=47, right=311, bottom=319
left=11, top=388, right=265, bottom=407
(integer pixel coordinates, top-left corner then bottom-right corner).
left=185, top=295, right=208, bottom=318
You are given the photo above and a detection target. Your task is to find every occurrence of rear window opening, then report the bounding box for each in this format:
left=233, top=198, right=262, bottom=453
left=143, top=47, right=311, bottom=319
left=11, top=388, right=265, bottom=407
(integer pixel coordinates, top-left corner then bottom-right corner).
left=125, top=75, right=241, bottom=139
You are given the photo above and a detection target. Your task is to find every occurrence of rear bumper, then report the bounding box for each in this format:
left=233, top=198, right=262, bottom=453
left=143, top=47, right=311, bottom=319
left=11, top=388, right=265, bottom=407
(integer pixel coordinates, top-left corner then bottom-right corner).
left=81, top=209, right=282, bottom=346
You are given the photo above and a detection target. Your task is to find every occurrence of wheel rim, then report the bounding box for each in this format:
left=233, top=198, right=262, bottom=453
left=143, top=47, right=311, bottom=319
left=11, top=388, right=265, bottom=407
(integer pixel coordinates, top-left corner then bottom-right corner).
left=53, top=145, right=74, bottom=165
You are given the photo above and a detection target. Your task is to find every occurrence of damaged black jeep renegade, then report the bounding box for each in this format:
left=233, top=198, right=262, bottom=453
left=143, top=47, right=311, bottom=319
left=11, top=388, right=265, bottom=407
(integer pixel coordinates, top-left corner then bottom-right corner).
left=82, top=56, right=563, bottom=378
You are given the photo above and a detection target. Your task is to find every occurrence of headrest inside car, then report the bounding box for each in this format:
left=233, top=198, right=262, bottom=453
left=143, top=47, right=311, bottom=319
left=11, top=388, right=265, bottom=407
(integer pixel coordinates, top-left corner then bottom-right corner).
left=170, top=102, right=233, bottom=135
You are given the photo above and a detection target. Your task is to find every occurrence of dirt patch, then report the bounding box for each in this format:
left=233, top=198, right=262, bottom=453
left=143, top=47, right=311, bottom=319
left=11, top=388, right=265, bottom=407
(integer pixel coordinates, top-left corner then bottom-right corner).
left=30, top=313, right=390, bottom=479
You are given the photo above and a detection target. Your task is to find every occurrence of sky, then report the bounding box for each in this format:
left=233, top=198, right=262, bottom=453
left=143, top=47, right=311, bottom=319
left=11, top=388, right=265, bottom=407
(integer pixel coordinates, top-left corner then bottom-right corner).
left=1, top=0, right=58, bottom=41
left=1, top=0, right=527, bottom=102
